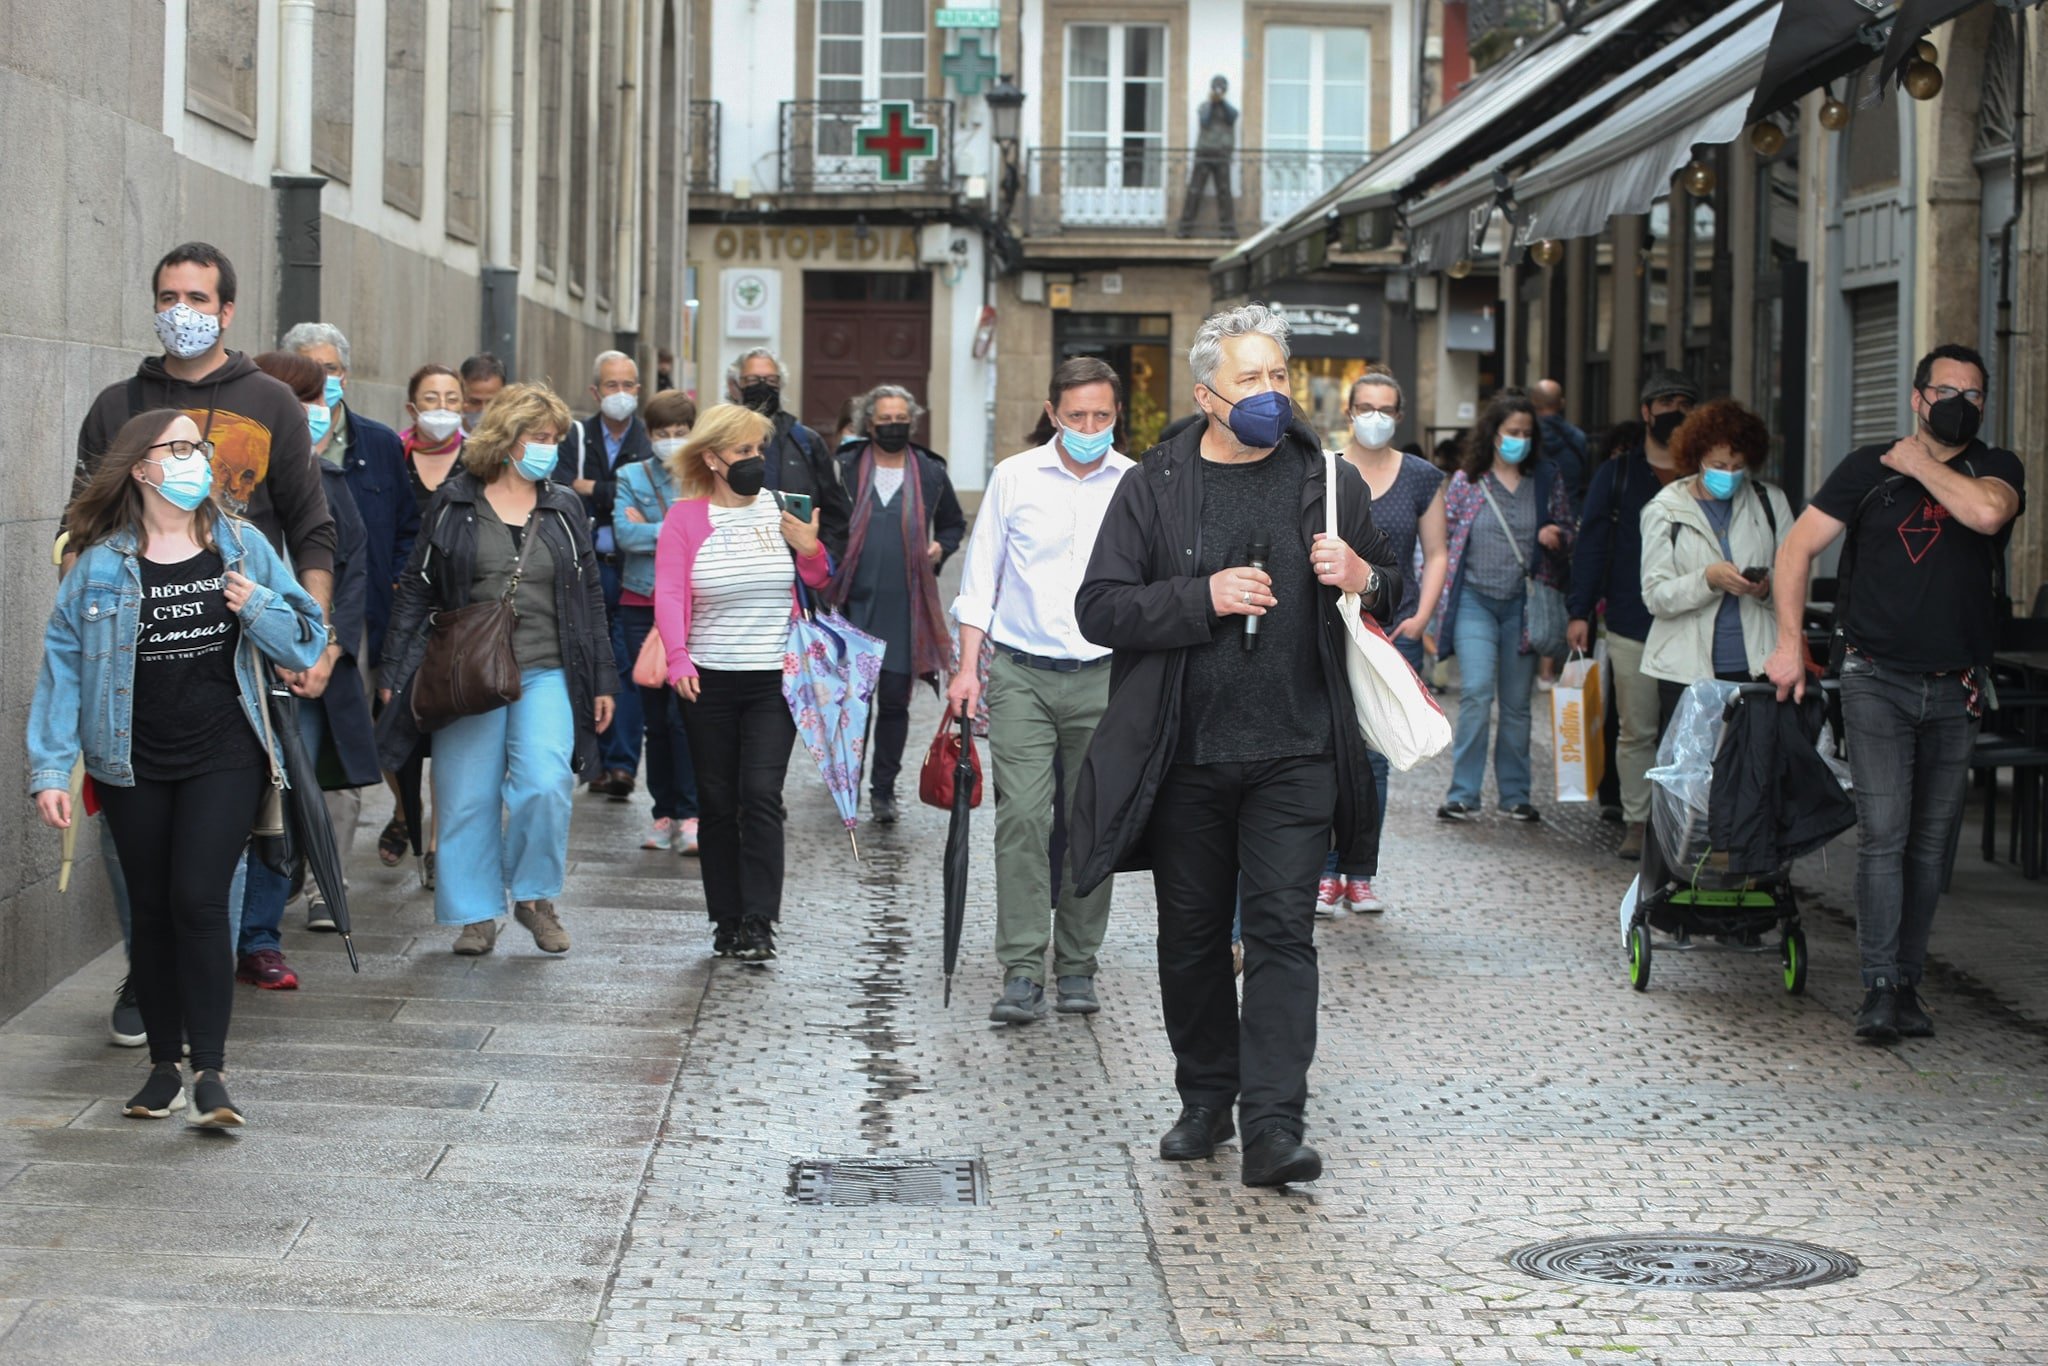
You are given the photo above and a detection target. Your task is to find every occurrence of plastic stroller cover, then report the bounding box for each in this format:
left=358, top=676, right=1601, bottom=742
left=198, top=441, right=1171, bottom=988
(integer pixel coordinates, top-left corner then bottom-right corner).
left=1645, top=680, right=1742, bottom=873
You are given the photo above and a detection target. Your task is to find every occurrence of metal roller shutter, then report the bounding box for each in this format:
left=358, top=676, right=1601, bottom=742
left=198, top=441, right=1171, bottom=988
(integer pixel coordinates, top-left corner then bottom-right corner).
left=1849, top=285, right=1901, bottom=449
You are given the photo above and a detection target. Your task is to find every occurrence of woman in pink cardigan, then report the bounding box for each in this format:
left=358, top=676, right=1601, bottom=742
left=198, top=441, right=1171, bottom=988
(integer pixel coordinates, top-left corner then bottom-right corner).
left=653, top=403, right=830, bottom=962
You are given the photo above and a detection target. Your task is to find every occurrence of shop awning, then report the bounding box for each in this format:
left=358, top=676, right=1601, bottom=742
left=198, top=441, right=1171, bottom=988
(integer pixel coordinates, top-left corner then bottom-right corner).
left=1402, top=0, right=1778, bottom=271
left=1509, top=5, right=1782, bottom=245
left=1212, top=0, right=1671, bottom=286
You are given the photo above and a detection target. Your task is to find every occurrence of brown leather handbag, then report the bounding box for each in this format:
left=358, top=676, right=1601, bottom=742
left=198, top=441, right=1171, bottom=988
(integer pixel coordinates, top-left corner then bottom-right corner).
left=410, top=511, right=532, bottom=731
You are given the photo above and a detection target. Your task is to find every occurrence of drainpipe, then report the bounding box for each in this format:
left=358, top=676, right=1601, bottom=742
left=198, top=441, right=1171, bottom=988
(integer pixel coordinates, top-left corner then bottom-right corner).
left=274, top=0, right=325, bottom=331
left=614, top=0, right=645, bottom=358
left=481, top=0, right=520, bottom=370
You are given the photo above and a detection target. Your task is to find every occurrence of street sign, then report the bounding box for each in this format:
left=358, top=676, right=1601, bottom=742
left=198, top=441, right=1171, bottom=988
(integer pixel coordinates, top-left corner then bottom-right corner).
left=936, top=8, right=1000, bottom=28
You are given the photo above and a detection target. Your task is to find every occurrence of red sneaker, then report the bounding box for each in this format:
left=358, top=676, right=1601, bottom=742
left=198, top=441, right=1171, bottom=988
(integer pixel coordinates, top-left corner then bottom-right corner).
left=235, top=949, right=299, bottom=990
left=1314, top=875, right=1347, bottom=919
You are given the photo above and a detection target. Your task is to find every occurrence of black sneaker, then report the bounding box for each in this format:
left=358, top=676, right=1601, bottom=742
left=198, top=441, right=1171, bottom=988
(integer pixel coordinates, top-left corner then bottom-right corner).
left=1854, top=979, right=1899, bottom=1041
left=306, top=892, right=337, bottom=933
left=1437, top=801, right=1476, bottom=822
left=1894, top=982, right=1935, bottom=1037
left=1508, top=804, right=1542, bottom=823
left=872, top=793, right=900, bottom=825
left=735, top=917, right=777, bottom=963
left=988, top=976, right=1051, bottom=1024
left=711, top=922, right=741, bottom=958
left=109, top=977, right=146, bottom=1048
left=187, top=1070, right=244, bottom=1128
left=123, top=1062, right=185, bottom=1119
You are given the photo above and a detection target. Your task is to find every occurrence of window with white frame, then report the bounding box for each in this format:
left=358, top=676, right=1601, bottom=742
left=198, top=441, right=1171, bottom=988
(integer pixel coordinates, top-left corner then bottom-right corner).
left=818, top=0, right=927, bottom=155
left=1063, top=23, right=1168, bottom=214
left=1262, top=25, right=1370, bottom=221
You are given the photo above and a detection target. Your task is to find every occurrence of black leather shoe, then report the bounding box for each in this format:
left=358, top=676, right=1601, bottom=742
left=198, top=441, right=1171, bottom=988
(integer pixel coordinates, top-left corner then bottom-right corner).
left=1854, top=979, right=1899, bottom=1041
left=1894, top=982, right=1934, bottom=1037
left=1158, top=1104, right=1234, bottom=1161
left=1241, top=1127, right=1322, bottom=1187
left=872, top=793, right=900, bottom=825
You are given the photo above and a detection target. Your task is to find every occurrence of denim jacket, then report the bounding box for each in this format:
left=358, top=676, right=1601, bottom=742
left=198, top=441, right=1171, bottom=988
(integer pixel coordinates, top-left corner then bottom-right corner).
left=613, top=455, right=680, bottom=599
left=27, top=516, right=328, bottom=794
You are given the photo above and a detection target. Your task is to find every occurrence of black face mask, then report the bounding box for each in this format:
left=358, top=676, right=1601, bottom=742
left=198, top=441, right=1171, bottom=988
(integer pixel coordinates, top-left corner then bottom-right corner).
left=1923, top=393, right=1983, bottom=447
left=871, top=422, right=912, bottom=454
left=738, top=380, right=781, bottom=416
left=720, top=456, right=767, bottom=498
left=1648, top=409, right=1688, bottom=448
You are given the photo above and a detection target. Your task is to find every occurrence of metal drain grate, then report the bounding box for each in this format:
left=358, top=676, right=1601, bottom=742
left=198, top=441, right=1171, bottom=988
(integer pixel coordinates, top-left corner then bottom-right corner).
left=1510, top=1234, right=1859, bottom=1292
left=788, top=1157, right=987, bottom=1207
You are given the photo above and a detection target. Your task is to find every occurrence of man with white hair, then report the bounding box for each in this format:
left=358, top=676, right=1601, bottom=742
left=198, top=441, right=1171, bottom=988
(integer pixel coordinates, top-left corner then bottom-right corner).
left=1071, top=304, right=1400, bottom=1189
left=728, top=347, right=853, bottom=560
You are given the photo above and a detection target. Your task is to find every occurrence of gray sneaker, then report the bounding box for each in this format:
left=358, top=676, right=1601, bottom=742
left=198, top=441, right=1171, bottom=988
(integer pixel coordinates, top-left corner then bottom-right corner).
left=1054, top=975, right=1100, bottom=1015
left=988, top=976, right=1050, bottom=1024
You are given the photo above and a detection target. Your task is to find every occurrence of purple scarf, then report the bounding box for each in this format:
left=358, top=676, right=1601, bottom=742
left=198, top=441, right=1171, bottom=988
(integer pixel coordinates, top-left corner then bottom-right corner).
left=826, top=445, right=954, bottom=680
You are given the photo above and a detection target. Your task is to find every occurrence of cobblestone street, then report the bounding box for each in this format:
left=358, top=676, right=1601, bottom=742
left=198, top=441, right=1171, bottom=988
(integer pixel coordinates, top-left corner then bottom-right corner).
left=2, top=675, right=2046, bottom=1364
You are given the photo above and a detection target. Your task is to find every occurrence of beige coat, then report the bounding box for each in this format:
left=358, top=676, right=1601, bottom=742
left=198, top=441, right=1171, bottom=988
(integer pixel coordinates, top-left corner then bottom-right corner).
left=1639, top=474, right=1794, bottom=685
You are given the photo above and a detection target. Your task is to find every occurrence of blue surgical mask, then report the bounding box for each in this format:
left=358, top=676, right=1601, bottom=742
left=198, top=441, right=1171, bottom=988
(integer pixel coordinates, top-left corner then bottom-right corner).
left=1058, top=422, right=1115, bottom=465
left=512, top=442, right=558, bottom=482
left=323, top=374, right=346, bottom=409
left=1217, top=388, right=1292, bottom=449
left=144, top=452, right=214, bottom=511
left=1498, top=434, right=1531, bottom=465
left=306, top=402, right=332, bottom=446
left=1701, top=467, right=1744, bottom=501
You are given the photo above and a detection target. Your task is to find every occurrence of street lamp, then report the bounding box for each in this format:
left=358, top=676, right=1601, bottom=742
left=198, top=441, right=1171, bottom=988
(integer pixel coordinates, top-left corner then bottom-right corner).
left=985, top=74, right=1026, bottom=222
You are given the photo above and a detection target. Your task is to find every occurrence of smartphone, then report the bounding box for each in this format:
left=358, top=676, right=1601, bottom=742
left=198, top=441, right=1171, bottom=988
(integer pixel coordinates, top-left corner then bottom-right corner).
left=777, top=491, right=814, bottom=522
left=1740, top=565, right=1769, bottom=583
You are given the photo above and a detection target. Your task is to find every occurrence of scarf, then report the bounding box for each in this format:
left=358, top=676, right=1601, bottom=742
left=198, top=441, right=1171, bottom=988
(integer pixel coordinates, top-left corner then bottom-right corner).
left=827, top=444, right=954, bottom=681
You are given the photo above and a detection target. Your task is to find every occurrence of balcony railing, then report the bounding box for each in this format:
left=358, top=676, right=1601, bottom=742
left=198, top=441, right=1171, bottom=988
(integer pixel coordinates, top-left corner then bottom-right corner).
left=688, top=100, right=719, bottom=191
left=779, top=99, right=956, bottom=194
left=1019, top=147, right=1369, bottom=238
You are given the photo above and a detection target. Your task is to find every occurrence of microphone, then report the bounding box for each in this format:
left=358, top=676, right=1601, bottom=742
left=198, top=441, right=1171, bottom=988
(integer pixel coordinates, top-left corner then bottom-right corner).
left=1243, top=535, right=1271, bottom=652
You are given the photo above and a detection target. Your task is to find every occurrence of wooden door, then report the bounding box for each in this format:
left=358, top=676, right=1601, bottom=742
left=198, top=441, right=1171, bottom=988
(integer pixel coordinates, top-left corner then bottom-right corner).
left=801, top=274, right=932, bottom=440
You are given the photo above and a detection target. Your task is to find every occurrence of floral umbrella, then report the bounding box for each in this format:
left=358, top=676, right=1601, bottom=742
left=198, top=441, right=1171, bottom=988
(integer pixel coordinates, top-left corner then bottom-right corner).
left=782, top=583, right=889, bottom=856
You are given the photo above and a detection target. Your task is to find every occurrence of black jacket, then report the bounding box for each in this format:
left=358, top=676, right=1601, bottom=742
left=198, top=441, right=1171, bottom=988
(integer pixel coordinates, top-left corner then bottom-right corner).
left=1069, top=418, right=1403, bottom=894
left=833, top=440, right=968, bottom=572
left=767, top=409, right=853, bottom=562
left=313, top=460, right=381, bottom=789
left=374, top=471, right=616, bottom=775
left=1707, top=689, right=1855, bottom=877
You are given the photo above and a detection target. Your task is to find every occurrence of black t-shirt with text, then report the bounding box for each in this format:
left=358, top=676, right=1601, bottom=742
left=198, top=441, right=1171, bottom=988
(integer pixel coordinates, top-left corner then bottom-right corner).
left=1177, top=452, right=1333, bottom=766
left=131, top=549, right=266, bottom=782
left=1811, top=440, right=2026, bottom=672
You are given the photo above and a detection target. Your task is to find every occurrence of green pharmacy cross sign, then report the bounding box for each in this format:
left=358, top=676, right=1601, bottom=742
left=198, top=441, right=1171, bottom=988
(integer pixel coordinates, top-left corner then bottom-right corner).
left=854, top=101, right=940, bottom=183
left=942, top=35, right=999, bottom=97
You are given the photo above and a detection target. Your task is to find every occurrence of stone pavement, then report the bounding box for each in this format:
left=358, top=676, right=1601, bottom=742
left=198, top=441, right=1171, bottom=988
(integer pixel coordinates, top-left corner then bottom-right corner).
left=3, top=677, right=2047, bottom=1364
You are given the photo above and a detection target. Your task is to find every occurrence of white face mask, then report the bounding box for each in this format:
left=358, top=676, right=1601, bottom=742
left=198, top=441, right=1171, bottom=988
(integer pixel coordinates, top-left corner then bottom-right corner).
left=414, top=408, right=463, bottom=443
left=1352, top=411, right=1398, bottom=449
left=600, top=391, right=639, bottom=422
left=651, top=437, right=687, bottom=461
left=154, top=302, right=221, bottom=360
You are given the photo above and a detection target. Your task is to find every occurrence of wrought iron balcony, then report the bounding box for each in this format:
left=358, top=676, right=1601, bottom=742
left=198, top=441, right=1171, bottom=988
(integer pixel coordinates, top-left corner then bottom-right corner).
left=1018, top=146, right=1369, bottom=239
left=688, top=100, right=719, bottom=191
left=779, top=98, right=956, bottom=194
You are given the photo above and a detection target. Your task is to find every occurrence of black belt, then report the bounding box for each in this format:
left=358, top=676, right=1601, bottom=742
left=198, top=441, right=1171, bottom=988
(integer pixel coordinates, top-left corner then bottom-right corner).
left=1001, top=647, right=1109, bottom=673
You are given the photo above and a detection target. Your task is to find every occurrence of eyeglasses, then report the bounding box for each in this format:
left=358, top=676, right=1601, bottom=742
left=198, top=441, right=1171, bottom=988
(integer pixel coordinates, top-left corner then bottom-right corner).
left=147, top=439, right=215, bottom=460
left=741, top=374, right=783, bottom=389
left=1920, top=384, right=1986, bottom=406
left=1351, top=404, right=1399, bottom=418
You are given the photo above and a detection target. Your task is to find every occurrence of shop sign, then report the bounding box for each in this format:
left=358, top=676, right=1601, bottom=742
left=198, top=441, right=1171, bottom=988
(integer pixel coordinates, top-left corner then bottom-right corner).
left=936, top=8, right=1001, bottom=28
left=711, top=225, right=922, bottom=263
left=723, top=268, right=778, bottom=340
left=1263, top=286, right=1381, bottom=357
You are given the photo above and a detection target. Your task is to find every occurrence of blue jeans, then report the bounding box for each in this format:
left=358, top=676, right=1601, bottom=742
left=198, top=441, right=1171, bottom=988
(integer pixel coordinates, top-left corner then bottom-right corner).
left=618, top=604, right=697, bottom=820
left=229, top=696, right=328, bottom=957
left=1327, top=632, right=1426, bottom=878
left=1839, top=654, right=1978, bottom=987
left=598, top=560, right=644, bottom=776
left=1446, top=585, right=1536, bottom=810
left=430, top=668, right=576, bottom=926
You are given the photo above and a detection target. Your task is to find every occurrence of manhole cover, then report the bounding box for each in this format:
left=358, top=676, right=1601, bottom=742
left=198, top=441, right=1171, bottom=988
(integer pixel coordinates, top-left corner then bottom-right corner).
left=1510, top=1234, right=1859, bottom=1292
left=788, top=1157, right=986, bottom=1207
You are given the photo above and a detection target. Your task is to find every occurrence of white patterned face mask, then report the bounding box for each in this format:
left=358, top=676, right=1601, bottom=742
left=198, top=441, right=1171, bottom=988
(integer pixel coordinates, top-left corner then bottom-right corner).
left=153, top=302, right=221, bottom=360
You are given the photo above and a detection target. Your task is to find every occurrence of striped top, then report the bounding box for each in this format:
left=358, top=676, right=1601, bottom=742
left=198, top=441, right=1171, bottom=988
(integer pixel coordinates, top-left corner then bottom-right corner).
left=688, top=497, right=795, bottom=671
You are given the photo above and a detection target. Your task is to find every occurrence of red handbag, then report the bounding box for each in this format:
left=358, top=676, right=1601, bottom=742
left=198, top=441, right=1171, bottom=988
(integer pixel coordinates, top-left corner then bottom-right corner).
left=918, top=711, right=984, bottom=809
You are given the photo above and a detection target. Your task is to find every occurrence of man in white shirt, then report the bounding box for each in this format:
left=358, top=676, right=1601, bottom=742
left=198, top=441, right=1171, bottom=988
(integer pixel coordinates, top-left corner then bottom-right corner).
left=948, top=357, right=1135, bottom=1024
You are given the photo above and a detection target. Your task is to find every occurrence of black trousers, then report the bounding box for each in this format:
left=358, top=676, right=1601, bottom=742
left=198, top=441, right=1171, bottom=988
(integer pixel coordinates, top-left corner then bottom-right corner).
left=679, top=668, right=796, bottom=926
left=96, top=765, right=268, bottom=1072
left=1144, top=754, right=1336, bottom=1138
left=868, top=669, right=914, bottom=799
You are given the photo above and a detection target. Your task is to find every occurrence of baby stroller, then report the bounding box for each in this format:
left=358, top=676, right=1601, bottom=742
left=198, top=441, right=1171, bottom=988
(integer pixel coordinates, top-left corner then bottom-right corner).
left=1622, top=680, right=1851, bottom=995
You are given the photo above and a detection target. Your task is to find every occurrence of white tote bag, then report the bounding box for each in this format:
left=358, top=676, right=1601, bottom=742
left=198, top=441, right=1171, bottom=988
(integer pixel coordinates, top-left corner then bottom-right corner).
left=1325, top=452, right=1453, bottom=772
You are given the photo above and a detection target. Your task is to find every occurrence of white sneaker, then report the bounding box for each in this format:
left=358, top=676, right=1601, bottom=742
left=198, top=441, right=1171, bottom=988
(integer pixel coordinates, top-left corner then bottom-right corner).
left=642, top=817, right=674, bottom=851
left=676, top=817, right=700, bottom=857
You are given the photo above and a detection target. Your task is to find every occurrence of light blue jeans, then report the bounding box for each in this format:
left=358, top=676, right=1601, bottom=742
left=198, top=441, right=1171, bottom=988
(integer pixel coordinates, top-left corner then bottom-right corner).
left=429, top=667, right=575, bottom=926
left=1446, top=585, right=1536, bottom=811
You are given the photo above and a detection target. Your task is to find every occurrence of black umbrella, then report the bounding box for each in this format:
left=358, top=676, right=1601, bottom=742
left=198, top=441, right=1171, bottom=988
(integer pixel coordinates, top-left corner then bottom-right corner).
left=270, top=684, right=361, bottom=972
left=1746, top=0, right=1889, bottom=120
left=941, top=710, right=976, bottom=1007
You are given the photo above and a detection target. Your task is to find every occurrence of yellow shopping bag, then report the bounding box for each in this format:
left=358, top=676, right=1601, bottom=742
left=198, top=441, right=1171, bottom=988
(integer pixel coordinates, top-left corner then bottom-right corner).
left=1552, top=653, right=1606, bottom=802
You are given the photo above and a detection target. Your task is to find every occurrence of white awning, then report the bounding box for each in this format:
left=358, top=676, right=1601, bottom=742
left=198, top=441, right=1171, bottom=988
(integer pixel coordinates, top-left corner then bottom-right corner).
left=1510, top=5, right=1783, bottom=244
left=1403, top=0, right=1779, bottom=271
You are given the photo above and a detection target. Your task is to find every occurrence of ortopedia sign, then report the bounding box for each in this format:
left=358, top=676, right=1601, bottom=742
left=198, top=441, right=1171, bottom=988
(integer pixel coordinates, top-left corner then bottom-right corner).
left=935, top=8, right=1001, bottom=28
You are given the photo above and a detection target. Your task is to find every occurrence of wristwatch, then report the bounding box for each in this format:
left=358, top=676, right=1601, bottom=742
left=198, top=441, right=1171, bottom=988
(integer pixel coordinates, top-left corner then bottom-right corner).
left=1363, top=567, right=1382, bottom=599
left=323, top=623, right=339, bottom=650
